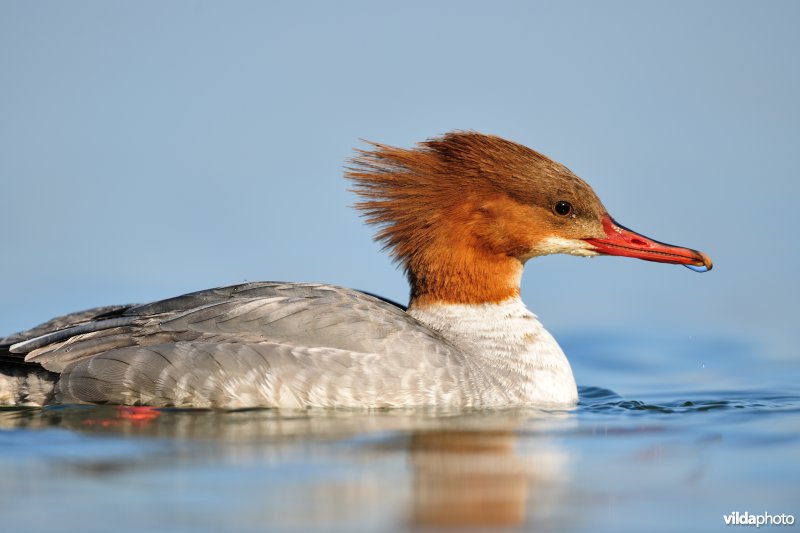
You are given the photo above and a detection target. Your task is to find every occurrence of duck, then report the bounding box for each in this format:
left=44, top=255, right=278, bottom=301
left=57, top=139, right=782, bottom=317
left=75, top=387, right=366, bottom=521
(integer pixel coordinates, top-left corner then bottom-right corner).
left=0, top=132, right=712, bottom=408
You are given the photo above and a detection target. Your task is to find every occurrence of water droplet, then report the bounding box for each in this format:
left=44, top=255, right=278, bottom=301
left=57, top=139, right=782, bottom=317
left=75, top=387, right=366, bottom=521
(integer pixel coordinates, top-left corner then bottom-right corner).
left=685, top=264, right=709, bottom=273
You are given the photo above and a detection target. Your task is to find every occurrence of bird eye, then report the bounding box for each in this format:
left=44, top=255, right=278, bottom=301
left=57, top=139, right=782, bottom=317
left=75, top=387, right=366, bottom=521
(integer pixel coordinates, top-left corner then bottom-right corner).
left=554, top=201, right=573, bottom=216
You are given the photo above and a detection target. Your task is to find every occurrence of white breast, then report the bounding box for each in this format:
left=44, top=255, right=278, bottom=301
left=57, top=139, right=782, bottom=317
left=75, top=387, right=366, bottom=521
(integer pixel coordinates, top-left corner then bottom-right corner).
left=409, top=298, right=578, bottom=406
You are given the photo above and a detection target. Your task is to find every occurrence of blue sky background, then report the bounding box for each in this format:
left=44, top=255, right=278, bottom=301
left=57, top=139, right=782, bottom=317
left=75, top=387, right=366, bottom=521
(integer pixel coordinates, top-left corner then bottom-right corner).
left=1, top=1, right=798, bottom=375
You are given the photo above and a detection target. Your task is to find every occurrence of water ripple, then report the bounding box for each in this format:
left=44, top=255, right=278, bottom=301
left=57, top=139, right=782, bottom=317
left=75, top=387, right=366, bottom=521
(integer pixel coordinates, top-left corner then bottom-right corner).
left=578, top=385, right=800, bottom=415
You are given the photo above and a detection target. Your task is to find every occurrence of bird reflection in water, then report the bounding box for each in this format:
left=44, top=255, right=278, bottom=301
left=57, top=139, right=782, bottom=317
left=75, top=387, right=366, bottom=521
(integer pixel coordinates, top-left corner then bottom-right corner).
left=0, top=406, right=574, bottom=529
left=409, top=428, right=570, bottom=528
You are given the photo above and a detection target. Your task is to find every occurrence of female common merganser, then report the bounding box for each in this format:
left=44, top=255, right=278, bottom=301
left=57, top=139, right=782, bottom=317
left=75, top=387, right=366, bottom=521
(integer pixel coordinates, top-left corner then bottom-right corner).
left=0, top=132, right=712, bottom=408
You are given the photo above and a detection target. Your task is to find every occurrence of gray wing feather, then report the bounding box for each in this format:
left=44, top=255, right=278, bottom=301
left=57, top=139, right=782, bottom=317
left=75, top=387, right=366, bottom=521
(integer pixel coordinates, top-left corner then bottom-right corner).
left=0, top=305, right=134, bottom=346
left=159, top=294, right=442, bottom=354
left=123, top=282, right=350, bottom=316
left=10, top=317, right=141, bottom=354
left=24, top=326, right=203, bottom=373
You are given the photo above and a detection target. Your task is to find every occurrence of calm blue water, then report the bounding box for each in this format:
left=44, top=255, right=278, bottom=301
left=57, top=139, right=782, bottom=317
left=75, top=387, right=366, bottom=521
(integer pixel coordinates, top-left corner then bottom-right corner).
left=1, top=334, right=798, bottom=532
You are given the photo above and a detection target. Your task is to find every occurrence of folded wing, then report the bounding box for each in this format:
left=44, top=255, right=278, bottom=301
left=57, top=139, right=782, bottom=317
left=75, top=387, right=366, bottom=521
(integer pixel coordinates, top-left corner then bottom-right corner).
left=4, top=283, right=477, bottom=407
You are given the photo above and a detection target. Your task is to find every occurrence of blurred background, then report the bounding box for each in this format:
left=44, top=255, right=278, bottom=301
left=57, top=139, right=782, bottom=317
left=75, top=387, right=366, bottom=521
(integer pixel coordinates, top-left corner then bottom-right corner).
left=1, top=1, right=798, bottom=392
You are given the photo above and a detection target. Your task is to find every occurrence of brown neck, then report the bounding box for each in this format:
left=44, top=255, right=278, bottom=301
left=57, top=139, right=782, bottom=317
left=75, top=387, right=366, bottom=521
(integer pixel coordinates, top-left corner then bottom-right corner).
left=407, top=243, right=522, bottom=308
